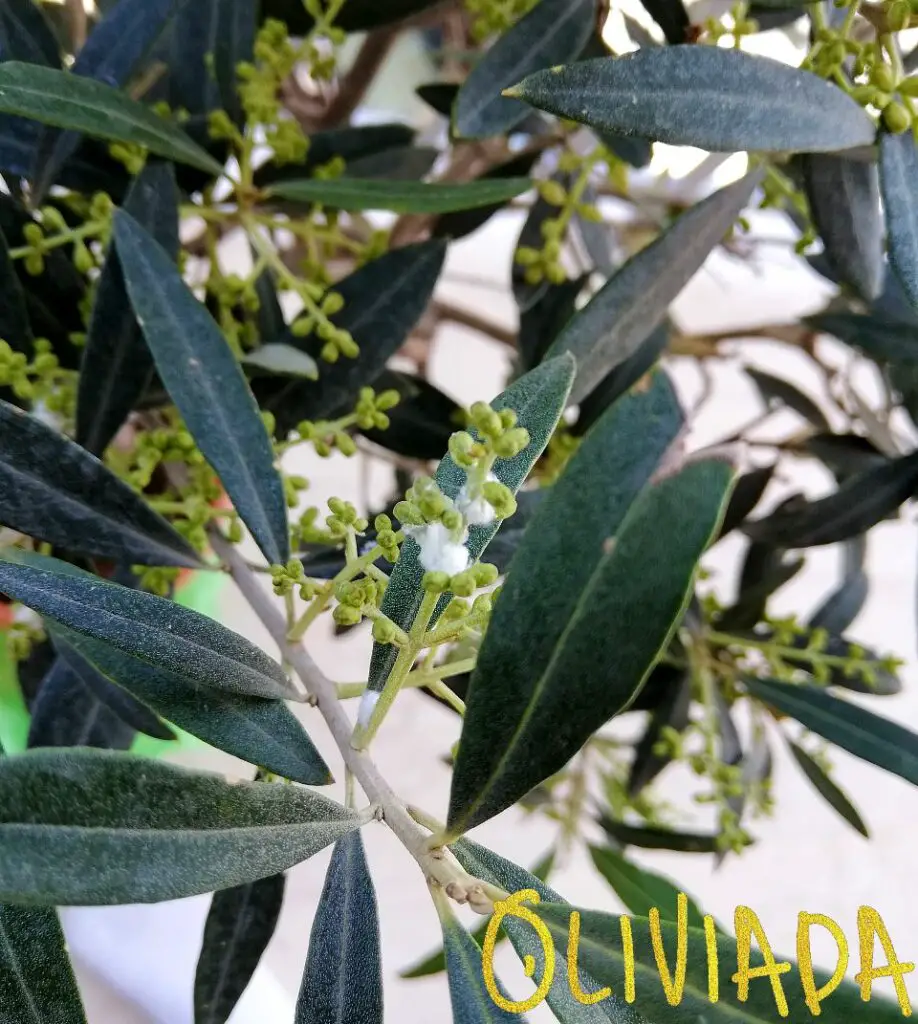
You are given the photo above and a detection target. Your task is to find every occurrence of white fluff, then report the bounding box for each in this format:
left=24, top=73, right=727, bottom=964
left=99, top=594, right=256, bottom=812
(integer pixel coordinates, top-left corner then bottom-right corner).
left=412, top=521, right=470, bottom=576
left=357, top=689, right=380, bottom=730
left=456, top=473, right=498, bottom=526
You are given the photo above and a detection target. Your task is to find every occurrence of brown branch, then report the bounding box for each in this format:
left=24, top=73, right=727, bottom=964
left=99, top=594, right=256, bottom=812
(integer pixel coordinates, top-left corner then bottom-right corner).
left=431, top=300, right=517, bottom=347
left=318, top=27, right=401, bottom=129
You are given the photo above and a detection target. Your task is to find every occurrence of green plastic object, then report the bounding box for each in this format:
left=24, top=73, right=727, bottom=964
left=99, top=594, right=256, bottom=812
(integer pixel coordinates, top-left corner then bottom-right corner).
left=0, top=570, right=227, bottom=756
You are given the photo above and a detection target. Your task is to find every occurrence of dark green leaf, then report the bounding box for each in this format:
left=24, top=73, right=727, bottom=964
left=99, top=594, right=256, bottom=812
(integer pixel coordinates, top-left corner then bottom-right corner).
left=745, top=366, right=830, bottom=429
left=573, top=321, right=670, bottom=436
left=195, top=873, right=286, bottom=1024
left=599, top=816, right=721, bottom=852
left=627, top=670, right=691, bottom=796
left=715, top=540, right=803, bottom=631
left=266, top=176, right=532, bottom=213
left=0, top=62, right=223, bottom=173
left=589, top=846, right=705, bottom=926
left=748, top=677, right=918, bottom=787
left=242, top=343, right=319, bottom=380
left=447, top=379, right=733, bottom=836
left=345, top=144, right=439, bottom=181
left=0, top=549, right=297, bottom=701
left=0, top=748, right=356, bottom=905
left=253, top=266, right=285, bottom=344
left=450, top=837, right=640, bottom=1023
left=715, top=465, right=775, bottom=540
left=357, top=370, right=462, bottom=461
left=417, top=82, right=458, bottom=117
left=879, top=129, right=918, bottom=314
left=798, top=152, right=883, bottom=301
left=809, top=535, right=868, bottom=632
left=0, top=400, right=200, bottom=567
left=32, top=0, right=189, bottom=201
left=258, top=240, right=446, bottom=432
left=534, top=902, right=903, bottom=1024
left=636, top=0, right=690, bottom=43
left=744, top=449, right=918, bottom=547
left=807, top=312, right=918, bottom=365
left=787, top=739, right=869, bottom=837
left=432, top=151, right=542, bottom=240
left=508, top=48, right=876, bottom=153
left=368, top=355, right=576, bottom=694
left=802, top=432, right=887, bottom=479
left=52, top=633, right=175, bottom=741
left=114, top=209, right=290, bottom=566
left=252, top=123, right=415, bottom=191
left=0, top=0, right=60, bottom=66
left=400, top=850, right=555, bottom=980
left=453, top=0, right=596, bottom=139
left=518, top=276, right=586, bottom=372
left=77, top=160, right=180, bottom=455
left=0, top=904, right=87, bottom=1023
left=441, top=913, right=523, bottom=1024
left=295, top=831, right=382, bottom=1024
left=28, top=657, right=136, bottom=751
left=548, top=173, right=760, bottom=405
left=51, top=624, right=332, bottom=784
left=165, top=0, right=255, bottom=125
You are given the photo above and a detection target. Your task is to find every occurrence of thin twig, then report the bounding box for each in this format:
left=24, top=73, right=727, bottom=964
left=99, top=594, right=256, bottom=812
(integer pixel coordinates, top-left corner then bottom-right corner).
left=432, top=300, right=517, bottom=346
left=319, top=27, right=400, bottom=128
left=208, top=528, right=495, bottom=913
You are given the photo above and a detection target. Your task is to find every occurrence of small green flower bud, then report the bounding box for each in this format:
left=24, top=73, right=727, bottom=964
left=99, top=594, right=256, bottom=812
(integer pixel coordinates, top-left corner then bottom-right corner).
left=537, top=179, right=567, bottom=206
left=482, top=481, right=517, bottom=519
left=899, top=75, right=918, bottom=96
left=872, top=63, right=896, bottom=93
left=333, top=604, right=362, bottom=626
left=449, top=430, right=479, bottom=467
left=393, top=500, right=424, bottom=526
left=883, top=100, right=912, bottom=133
left=472, top=562, right=499, bottom=587
left=498, top=409, right=517, bottom=429
left=375, top=514, right=392, bottom=533
left=336, top=431, right=357, bottom=456
left=515, top=245, right=540, bottom=266
left=493, top=426, right=531, bottom=459
left=469, top=401, right=502, bottom=439
left=472, top=593, right=493, bottom=617
left=888, top=0, right=911, bottom=29
left=372, top=616, right=398, bottom=644
left=450, top=570, right=477, bottom=597
left=441, top=508, right=463, bottom=531
left=227, top=520, right=244, bottom=543
left=423, top=570, right=451, bottom=593
left=320, top=291, right=344, bottom=316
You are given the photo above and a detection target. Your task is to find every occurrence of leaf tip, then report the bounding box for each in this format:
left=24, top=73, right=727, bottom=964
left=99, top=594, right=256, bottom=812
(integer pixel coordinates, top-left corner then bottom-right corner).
left=501, top=84, right=523, bottom=99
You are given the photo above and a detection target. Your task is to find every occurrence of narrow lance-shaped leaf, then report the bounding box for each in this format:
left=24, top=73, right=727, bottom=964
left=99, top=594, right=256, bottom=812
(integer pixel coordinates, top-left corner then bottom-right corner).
left=0, top=548, right=297, bottom=701
left=637, top=0, right=690, bottom=43
left=0, top=904, right=88, bottom=1024
left=114, top=209, right=289, bottom=566
left=787, top=738, right=869, bottom=838
left=400, top=850, right=555, bottom=979
left=453, top=0, right=595, bottom=139
left=507, top=48, right=876, bottom=154
left=0, top=0, right=60, bottom=66
left=51, top=632, right=176, bottom=741
left=32, top=0, right=189, bottom=201
left=627, top=670, right=691, bottom=796
left=441, top=910, right=525, bottom=1024
left=798, top=152, right=883, bottom=302
left=77, top=160, right=180, bottom=455
left=744, top=448, right=918, bottom=548
left=745, top=365, right=830, bottom=430
left=809, top=535, right=868, bottom=633
left=28, top=657, right=136, bottom=751
left=0, top=400, right=200, bottom=566
left=599, top=816, right=722, bottom=853
left=450, top=837, right=642, bottom=1024
left=714, top=464, right=775, bottom=541
left=50, top=623, right=333, bottom=786
left=447, top=376, right=730, bottom=836
left=0, top=749, right=357, bottom=905
left=879, top=129, right=918, bottom=314
left=547, top=173, right=760, bottom=406
left=534, top=902, right=904, bottom=1024
left=588, top=845, right=705, bottom=927
left=265, top=176, right=533, bottom=214
left=195, top=873, right=287, bottom=1024
left=295, top=831, right=382, bottom=1024
left=0, top=62, right=223, bottom=173
left=367, top=355, right=576, bottom=693
left=0, top=219, right=32, bottom=354
left=748, top=676, right=918, bottom=789
left=807, top=312, right=918, bottom=367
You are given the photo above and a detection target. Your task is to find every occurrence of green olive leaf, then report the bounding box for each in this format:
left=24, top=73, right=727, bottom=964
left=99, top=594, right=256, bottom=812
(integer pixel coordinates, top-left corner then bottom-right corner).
left=114, top=208, right=290, bottom=566
left=787, top=739, right=869, bottom=838
left=453, top=0, right=596, bottom=139
left=507, top=48, right=876, bottom=153
left=879, top=129, right=918, bottom=314
left=0, top=748, right=357, bottom=905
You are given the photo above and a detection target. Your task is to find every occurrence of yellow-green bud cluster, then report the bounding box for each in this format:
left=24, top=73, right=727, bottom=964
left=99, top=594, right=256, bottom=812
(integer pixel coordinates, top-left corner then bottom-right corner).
left=326, top=497, right=369, bottom=539
left=295, top=419, right=357, bottom=458
left=271, top=558, right=317, bottom=601
left=134, top=566, right=181, bottom=598
left=463, top=0, right=539, bottom=41
left=283, top=474, right=310, bottom=509
left=332, top=577, right=380, bottom=625
left=355, top=386, right=400, bottom=431
left=374, top=514, right=401, bottom=562
left=421, top=561, right=499, bottom=597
